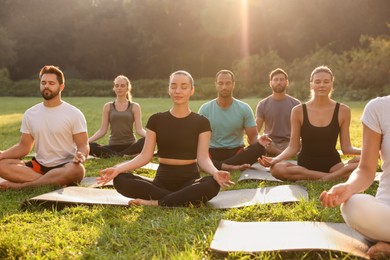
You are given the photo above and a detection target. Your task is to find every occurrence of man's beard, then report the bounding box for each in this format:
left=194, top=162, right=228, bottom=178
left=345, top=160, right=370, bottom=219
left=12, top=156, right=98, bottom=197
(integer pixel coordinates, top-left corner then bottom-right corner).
left=41, top=89, right=60, bottom=100
left=272, top=85, right=286, bottom=93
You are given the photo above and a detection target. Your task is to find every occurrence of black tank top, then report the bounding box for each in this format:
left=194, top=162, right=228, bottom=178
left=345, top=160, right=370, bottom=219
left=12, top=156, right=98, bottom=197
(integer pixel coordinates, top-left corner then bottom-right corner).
left=300, top=103, right=340, bottom=158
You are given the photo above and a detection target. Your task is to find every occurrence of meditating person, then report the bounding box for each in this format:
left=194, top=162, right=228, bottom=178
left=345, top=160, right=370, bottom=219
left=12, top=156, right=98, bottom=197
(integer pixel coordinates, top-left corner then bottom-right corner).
left=199, top=69, right=271, bottom=171
left=258, top=66, right=360, bottom=181
left=320, top=96, right=390, bottom=259
left=98, top=70, right=234, bottom=207
left=256, top=68, right=300, bottom=156
left=89, top=75, right=146, bottom=158
left=0, top=65, right=89, bottom=189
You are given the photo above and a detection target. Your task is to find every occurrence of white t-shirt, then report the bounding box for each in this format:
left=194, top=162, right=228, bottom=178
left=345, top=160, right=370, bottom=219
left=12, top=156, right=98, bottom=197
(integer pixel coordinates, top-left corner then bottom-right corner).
left=361, top=96, right=390, bottom=204
left=21, top=101, right=87, bottom=167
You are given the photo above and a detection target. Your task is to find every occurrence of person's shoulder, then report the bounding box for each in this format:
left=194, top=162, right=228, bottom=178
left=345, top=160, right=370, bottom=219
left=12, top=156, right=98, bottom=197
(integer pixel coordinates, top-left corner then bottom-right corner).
left=233, top=98, right=251, bottom=108
left=367, top=96, right=390, bottom=108
left=292, top=103, right=303, bottom=113
left=200, top=99, right=216, bottom=107
left=286, top=95, right=301, bottom=104
left=191, top=112, right=208, bottom=120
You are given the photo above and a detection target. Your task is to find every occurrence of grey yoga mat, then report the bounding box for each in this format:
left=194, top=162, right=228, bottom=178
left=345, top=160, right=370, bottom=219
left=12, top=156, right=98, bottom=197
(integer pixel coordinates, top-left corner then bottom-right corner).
left=208, top=185, right=308, bottom=209
left=210, top=220, right=370, bottom=259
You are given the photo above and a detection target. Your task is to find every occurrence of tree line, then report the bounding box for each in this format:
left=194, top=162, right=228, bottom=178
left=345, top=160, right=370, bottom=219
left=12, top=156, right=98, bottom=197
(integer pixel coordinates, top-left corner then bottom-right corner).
left=0, top=0, right=389, bottom=100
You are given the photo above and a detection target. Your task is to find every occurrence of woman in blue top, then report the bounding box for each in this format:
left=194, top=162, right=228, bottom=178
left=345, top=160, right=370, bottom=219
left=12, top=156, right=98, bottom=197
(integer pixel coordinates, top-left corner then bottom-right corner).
left=98, top=71, right=233, bottom=207
left=259, top=66, right=361, bottom=181
left=89, top=75, right=146, bottom=158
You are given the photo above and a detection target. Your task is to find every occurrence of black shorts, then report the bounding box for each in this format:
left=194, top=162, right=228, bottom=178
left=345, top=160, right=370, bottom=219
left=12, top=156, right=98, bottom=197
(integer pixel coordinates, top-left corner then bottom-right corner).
left=298, top=152, right=341, bottom=173
left=25, top=157, right=67, bottom=174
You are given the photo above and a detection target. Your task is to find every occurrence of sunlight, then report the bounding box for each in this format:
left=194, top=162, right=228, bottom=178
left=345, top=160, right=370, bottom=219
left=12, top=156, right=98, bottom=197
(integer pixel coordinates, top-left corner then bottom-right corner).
left=0, top=114, right=23, bottom=127
left=240, top=0, right=249, bottom=57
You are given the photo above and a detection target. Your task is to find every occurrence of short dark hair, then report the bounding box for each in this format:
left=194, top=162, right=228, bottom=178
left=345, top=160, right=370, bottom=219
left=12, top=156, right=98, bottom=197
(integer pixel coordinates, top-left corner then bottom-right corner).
left=215, top=69, right=235, bottom=83
left=269, top=68, right=288, bottom=81
left=39, top=65, right=65, bottom=85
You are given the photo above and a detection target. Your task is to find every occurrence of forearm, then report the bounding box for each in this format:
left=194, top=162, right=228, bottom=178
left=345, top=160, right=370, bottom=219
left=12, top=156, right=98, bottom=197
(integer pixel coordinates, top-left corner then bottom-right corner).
left=345, top=168, right=375, bottom=193
left=273, top=146, right=299, bottom=164
left=88, top=130, right=106, bottom=143
left=114, top=153, right=152, bottom=173
left=198, top=158, right=218, bottom=175
left=341, top=146, right=361, bottom=156
left=0, top=144, right=30, bottom=160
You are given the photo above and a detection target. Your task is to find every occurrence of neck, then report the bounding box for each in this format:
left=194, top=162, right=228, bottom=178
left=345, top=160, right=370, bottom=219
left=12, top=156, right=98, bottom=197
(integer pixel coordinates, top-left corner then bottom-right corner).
left=217, top=96, right=233, bottom=108
left=310, top=96, right=333, bottom=106
left=43, top=97, right=62, bottom=107
left=272, top=92, right=286, bottom=100
left=115, top=97, right=128, bottom=103
left=170, top=104, right=191, bottom=118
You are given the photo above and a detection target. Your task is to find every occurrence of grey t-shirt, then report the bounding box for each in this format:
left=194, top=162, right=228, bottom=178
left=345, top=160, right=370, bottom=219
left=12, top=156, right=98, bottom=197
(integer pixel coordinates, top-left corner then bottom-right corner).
left=256, top=95, right=300, bottom=143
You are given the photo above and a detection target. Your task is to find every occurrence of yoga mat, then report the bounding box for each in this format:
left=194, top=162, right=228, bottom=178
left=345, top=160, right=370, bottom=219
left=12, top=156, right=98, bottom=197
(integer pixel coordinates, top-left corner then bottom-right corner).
left=210, top=220, right=370, bottom=259
left=80, top=174, right=153, bottom=188
left=22, top=186, right=131, bottom=209
left=208, top=185, right=308, bottom=209
left=238, top=163, right=282, bottom=182
left=375, top=171, right=383, bottom=181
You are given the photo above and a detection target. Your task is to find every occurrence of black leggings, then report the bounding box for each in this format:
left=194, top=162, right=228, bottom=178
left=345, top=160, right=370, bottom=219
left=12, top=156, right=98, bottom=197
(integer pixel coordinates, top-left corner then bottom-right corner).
left=113, top=163, right=220, bottom=207
left=210, top=142, right=266, bottom=170
left=89, top=138, right=145, bottom=158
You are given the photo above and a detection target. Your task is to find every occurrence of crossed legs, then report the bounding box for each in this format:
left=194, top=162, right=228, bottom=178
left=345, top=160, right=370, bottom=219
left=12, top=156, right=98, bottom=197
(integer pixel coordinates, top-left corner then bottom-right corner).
left=0, top=159, right=85, bottom=189
left=341, top=194, right=390, bottom=259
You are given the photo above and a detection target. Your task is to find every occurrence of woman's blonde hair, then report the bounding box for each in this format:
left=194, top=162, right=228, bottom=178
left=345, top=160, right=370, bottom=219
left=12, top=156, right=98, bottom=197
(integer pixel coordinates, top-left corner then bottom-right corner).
left=114, top=75, right=132, bottom=101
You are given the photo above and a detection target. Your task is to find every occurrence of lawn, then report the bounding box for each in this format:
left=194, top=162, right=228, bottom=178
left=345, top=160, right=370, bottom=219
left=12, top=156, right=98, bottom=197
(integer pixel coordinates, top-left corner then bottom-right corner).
left=0, top=97, right=376, bottom=259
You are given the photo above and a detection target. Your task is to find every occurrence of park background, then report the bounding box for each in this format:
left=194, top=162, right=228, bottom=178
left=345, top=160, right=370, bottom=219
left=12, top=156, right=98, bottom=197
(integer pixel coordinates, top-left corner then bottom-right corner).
left=0, top=0, right=389, bottom=101
left=0, top=0, right=389, bottom=259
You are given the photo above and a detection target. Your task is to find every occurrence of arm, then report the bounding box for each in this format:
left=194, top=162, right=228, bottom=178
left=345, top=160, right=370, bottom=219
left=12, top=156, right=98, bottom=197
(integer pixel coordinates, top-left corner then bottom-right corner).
left=245, top=126, right=260, bottom=145
left=197, top=131, right=234, bottom=189
left=72, top=132, right=89, bottom=164
left=272, top=105, right=302, bottom=163
left=0, top=133, right=34, bottom=160
left=338, top=104, right=361, bottom=155
left=98, top=129, right=156, bottom=184
left=132, top=102, right=146, bottom=137
left=256, top=116, right=265, bottom=133
left=320, top=123, right=379, bottom=207
left=88, top=103, right=110, bottom=143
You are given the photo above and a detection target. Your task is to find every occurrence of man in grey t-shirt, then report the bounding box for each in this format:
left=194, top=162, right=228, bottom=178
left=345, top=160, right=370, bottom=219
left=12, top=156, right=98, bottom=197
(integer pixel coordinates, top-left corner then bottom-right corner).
left=256, top=68, right=300, bottom=156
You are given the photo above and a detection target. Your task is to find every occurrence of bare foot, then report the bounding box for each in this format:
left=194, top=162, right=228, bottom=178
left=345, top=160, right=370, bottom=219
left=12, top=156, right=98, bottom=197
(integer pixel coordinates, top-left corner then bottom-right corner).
left=222, top=163, right=251, bottom=171
left=0, top=181, right=25, bottom=190
left=128, top=199, right=158, bottom=207
left=367, top=241, right=390, bottom=259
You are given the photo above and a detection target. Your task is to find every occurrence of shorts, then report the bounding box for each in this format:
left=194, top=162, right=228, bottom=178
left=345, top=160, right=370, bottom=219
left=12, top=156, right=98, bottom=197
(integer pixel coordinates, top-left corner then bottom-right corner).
left=25, top=157, right=67, bottom=174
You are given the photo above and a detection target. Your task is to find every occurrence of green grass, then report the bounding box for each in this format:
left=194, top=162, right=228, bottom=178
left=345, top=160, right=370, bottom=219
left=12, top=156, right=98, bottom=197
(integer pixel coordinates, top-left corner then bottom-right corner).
left=0, top=97, right=376, bottom=259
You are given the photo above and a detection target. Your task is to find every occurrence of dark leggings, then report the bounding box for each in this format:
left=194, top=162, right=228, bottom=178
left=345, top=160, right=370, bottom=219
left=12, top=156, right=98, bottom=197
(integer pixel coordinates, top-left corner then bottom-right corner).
left=89, top=138, right=145, bottom=158
left=210, top=142, right=266, bottom=170
left=113, top=163, right=220, bottom=207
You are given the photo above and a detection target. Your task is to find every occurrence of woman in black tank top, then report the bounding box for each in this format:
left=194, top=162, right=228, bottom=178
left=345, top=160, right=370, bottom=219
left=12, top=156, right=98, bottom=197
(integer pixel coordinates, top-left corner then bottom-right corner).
left=258, top=66, right=361, bottom=181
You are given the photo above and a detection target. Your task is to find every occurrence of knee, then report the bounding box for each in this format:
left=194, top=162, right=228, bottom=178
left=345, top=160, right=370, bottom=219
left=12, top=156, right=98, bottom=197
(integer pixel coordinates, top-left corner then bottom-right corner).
left=113, top=173, right=135, bottom=193
left=341, top=194, right=372, bottom=231
left=205, top=176, right=221, bottom=198
left=270, top=163, right=287, bottom=180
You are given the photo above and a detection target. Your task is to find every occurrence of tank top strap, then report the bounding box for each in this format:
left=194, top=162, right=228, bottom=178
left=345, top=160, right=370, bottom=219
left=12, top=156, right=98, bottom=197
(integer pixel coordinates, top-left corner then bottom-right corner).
left=331, top=103, right=340, bottom=125
left=302, top=103, right=308, bottom=123
left=127, top=101, right=132, bottom=111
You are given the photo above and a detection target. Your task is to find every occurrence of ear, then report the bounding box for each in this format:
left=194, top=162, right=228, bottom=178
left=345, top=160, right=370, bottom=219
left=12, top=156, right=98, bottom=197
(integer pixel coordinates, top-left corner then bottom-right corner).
left=60, top=84, right=65, bottom=91
left=191, top=87, right=195, bottom=96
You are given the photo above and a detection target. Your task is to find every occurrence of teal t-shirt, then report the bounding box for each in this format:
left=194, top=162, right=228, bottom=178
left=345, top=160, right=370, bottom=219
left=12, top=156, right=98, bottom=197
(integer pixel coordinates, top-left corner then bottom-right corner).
left=199, top=98, right=256, bottom=148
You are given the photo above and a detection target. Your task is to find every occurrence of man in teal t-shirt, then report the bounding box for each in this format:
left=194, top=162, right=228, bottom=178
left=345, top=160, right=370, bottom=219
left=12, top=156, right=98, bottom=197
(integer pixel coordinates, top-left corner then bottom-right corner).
left=199, top=69, right=269, bottom=171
